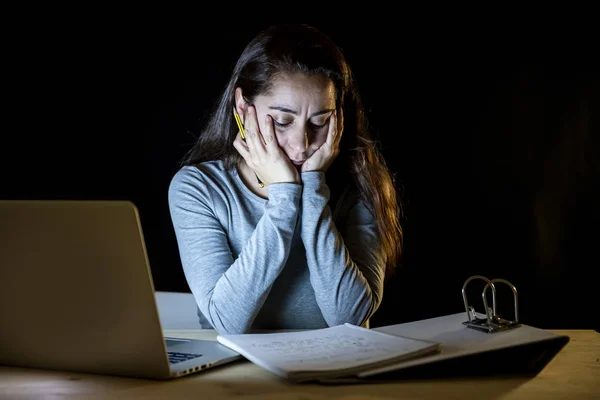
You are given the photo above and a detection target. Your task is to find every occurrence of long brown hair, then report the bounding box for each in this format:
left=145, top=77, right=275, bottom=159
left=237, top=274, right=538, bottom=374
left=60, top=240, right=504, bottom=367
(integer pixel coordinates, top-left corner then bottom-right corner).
left=182, top=24, right=403, bottom=276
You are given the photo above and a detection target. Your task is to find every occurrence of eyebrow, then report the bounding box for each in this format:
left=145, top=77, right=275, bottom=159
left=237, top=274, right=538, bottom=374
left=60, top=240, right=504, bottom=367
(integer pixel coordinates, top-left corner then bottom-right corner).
left=268, top=106, right=334, bottom=118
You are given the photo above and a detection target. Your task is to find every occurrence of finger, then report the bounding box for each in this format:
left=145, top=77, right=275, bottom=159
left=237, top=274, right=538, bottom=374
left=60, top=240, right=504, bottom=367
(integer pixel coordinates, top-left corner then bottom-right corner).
left=331, top=108, right=344, bottom=149
left=262, top=115, right=278, bottom=152
left=325, top=109, right=338, bottom=147
left=243, top=105, right=267, bottom=153
left=335, top=108, right=344, bottom=148
left=232, top=133, right=252, bottom=164
left=337, top=108, right=344, bottom=139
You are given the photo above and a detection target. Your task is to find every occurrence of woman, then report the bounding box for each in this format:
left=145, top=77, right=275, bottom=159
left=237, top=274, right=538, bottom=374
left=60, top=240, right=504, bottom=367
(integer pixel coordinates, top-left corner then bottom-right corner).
left=168, top=24, right=403, bottom=334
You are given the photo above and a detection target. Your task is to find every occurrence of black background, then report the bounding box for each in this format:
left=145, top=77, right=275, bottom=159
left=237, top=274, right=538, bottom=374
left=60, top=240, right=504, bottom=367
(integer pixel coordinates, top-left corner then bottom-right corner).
left=2, top=22, right=598, bottom=330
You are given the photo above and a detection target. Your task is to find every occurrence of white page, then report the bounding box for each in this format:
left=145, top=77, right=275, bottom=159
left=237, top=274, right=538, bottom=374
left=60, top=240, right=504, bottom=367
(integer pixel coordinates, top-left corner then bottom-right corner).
left=217, top=323, right=437, bottom=374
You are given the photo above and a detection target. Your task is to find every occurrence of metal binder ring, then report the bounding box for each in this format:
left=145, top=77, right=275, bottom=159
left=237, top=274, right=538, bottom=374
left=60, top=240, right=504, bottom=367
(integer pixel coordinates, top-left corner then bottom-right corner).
left=462, top=275, right=496, bottom=327
left=483, top=278, right=519, bottom=324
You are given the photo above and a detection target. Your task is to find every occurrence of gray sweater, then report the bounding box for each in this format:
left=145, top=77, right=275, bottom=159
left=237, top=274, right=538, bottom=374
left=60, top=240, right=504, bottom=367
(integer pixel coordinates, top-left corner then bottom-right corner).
left=168, top=161, right=386, bottom=334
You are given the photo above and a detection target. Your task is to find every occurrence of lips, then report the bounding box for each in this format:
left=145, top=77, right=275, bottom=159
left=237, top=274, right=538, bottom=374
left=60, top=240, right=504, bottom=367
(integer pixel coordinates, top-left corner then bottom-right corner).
left=291, top=160, right=306, bottom=166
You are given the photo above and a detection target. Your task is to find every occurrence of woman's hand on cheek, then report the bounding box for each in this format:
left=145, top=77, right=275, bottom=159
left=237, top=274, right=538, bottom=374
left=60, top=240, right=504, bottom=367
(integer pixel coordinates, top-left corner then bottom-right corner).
left=301, top=109, right=343, bottom=173
left=234, top=106, right=300, bottom=185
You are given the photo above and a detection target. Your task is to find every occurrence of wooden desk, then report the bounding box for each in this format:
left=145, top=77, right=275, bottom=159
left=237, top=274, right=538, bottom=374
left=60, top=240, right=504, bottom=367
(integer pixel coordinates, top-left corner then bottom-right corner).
left=1, top=329, right=598, bottom=399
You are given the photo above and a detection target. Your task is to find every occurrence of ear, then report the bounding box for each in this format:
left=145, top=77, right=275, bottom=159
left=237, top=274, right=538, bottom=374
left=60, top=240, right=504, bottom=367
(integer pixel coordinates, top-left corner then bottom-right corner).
left=234, top=87, right=248, bottom=121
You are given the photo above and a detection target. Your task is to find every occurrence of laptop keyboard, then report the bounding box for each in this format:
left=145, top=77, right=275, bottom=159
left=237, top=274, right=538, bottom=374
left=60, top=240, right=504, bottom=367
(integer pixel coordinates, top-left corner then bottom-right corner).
left=168, top=352, right=203, bottom=364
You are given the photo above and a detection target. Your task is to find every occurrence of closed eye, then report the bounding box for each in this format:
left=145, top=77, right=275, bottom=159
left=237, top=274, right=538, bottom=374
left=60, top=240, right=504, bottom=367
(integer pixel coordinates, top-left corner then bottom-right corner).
left=273, top=119, right=329, bottom=129
left=310, top=121, right=328, bottom=129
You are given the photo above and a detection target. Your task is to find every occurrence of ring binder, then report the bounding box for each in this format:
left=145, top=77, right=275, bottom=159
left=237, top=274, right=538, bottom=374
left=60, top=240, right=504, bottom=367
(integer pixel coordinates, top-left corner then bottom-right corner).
left=461, top=275, right=521, bottom=333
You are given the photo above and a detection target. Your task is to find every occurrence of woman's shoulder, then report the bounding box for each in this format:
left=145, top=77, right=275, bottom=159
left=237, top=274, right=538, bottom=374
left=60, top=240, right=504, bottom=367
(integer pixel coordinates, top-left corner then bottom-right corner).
left=168, top=160, right=231, bottom=198
left=170, top=160, right=229, bottom=183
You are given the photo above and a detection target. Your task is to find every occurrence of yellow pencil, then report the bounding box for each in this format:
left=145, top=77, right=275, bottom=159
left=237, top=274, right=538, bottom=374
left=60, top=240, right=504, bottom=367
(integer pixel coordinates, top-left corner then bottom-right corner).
left=234, top=112, right=246, bottom=140
left=233, top=109, right=264, bottom=188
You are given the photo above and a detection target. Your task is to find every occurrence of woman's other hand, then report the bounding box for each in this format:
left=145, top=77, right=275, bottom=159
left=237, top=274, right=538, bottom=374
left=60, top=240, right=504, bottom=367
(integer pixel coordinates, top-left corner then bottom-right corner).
left=301, top=109, right=343, bottom=173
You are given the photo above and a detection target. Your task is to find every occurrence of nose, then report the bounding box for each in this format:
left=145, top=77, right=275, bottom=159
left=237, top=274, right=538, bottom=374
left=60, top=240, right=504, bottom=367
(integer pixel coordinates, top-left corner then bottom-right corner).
left=286, top=127, right=308, bottom=152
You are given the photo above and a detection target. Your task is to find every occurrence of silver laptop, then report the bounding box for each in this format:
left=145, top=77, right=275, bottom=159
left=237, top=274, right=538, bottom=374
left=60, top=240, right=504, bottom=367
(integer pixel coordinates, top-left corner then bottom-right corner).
left=0, top=200, right=242, bottom=379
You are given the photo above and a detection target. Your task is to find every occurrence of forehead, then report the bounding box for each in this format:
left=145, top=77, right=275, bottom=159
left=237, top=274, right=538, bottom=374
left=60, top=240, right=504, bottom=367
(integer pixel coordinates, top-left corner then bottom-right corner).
left=261, top=73, right=336, bottom=106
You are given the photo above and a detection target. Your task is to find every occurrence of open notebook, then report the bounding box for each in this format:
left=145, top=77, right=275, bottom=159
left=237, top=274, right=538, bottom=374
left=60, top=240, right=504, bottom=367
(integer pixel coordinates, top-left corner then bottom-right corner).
left=319, top=311, right=570, bottom=383
left=216, top=323, right=440, bottom=382
left=321, top=275, right=571, bottom=383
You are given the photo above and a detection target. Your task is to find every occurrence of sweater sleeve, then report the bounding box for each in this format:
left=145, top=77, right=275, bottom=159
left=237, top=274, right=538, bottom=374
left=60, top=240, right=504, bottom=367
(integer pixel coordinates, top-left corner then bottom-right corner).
left=300, top=171, right=387, bottom=327
left=168, top=168, right=301, bottom=334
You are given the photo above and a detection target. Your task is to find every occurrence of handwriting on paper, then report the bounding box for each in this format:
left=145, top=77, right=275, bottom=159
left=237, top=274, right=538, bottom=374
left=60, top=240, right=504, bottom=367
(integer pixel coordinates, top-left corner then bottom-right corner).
left=239, top=325, right=420, bottom=370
